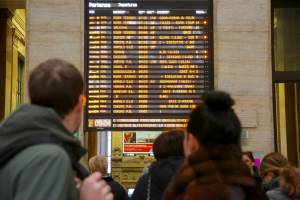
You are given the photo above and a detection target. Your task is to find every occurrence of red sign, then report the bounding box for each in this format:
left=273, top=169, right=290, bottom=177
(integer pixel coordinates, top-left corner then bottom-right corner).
left=124, top=143, right=153, bottom=153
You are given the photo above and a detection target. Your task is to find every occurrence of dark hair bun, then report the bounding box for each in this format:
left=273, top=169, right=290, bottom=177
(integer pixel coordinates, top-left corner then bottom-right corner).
left=188, top=90, right=241, bottom=146
left=204, top=91, right=234, bottom=111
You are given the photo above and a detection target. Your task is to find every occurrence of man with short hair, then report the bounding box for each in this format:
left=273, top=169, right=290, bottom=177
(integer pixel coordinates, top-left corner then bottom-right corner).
left=0, top=59, right=112, bottom=200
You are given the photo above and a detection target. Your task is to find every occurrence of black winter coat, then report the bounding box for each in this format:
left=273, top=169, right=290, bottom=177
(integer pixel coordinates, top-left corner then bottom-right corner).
left=131, top=156, right=183, bottom=200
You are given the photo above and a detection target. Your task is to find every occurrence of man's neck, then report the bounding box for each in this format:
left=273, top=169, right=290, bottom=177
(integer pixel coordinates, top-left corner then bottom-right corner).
left=62, top=113, right=75, bottom=133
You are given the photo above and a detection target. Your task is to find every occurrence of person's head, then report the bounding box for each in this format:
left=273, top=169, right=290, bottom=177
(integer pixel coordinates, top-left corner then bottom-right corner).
left=280, top=166, right=300, bottom=198
left=29, top=59, right=84, bottom=133
left=184, top=91, right=241, bottom=156
left=259, top=152, right=289, bottom=183
left=153, top=129, right=184, bottom=160
left=88, top=155, right=108, bottom=175
left=242, top=151, right=255, bottom=171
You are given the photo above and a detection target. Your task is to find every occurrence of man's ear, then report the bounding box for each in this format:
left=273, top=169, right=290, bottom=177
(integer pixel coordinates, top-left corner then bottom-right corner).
left=188, top=133, right=200, bottom=152
left=184, top=133, right=200, bottom=156
left=76, top=94, right=84, bottom=113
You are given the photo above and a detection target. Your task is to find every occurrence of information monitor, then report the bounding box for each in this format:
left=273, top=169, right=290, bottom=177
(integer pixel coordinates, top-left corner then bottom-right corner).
left=85, top=0, right=213, bottom=131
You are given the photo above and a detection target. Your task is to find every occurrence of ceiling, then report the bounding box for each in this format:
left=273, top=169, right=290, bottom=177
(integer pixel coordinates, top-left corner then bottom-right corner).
left=0, top=0, right=25, bottom=9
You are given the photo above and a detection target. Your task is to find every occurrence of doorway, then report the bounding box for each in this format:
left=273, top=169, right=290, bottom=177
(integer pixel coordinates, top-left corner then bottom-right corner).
left=0, top=8, right=26, bottom=120
left=272, top=0, right=300, bottom=166
left=275, top=82, right=300, bottom=166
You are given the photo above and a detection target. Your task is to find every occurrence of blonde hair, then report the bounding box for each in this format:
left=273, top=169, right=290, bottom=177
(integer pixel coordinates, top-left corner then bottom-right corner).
left=88, top=155, right=108, bottom=174
left=280, top=166, right=300, bottom=198
left=259, top=152, right=289, bottom=178
left=260, top=152, right=300, bottom=198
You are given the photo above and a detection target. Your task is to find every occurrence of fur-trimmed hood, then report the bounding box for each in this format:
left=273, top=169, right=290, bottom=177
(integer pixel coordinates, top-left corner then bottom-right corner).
left=163, top=145, right=267, bottom=200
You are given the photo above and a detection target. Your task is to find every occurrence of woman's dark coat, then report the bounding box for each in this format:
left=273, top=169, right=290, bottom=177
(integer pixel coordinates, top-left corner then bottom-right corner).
left=131, top=156, right=183, bottom=200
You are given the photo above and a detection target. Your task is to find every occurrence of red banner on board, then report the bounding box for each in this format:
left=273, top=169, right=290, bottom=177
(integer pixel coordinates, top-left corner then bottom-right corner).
left=124, top=143, right=153, bottom=153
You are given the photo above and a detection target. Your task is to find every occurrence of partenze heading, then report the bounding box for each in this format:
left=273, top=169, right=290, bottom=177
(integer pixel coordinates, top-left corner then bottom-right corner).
left=89, top=2, right=138, bottom=8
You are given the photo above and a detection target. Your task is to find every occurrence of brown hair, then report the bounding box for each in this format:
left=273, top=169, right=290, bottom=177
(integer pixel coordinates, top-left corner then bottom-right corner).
left=242, top=151, right=255, bottom=162
left=88, top=155, right=108, bottom=174
left=259, top=152, right=289, bottom=178
left=153, top=129, right=184, bottom=160
left=280, top=166, right=300, bottom=198
left=29, top=59, right=83, bottom=117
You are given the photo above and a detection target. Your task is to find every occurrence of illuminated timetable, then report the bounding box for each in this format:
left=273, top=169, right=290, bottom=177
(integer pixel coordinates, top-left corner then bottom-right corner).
left=85, top=0, right=213, bottom=130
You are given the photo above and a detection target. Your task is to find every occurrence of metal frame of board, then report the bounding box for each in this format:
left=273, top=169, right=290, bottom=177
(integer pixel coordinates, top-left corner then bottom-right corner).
left=84, top=0, right=214, bottom=131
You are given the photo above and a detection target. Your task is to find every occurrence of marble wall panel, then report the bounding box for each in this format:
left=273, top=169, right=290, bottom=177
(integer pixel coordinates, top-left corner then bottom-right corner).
left=27, top=31, right=81, bottom=69
left=215, top=0, right=270, bottom=32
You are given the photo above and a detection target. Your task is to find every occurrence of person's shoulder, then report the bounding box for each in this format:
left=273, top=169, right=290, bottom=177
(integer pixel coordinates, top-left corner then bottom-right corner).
left=12, top=144, right=70, bottom=168
left=22, top=144, right=68, bottom=158
left=0, top=144, right=72, bottom=183
left=131, top=173, right=149, bottom=200
left=137, top=172, right=149, bottom=186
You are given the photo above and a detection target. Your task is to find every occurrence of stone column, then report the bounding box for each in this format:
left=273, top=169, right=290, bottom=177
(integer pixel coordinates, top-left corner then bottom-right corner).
left=214, top=0, right=273, bottom=154
left=26, top=0, right=84, bottom=81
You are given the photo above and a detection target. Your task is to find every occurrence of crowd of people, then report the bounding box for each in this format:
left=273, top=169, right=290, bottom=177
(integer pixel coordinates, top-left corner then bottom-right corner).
left=0, top=58, right=300, bottom=200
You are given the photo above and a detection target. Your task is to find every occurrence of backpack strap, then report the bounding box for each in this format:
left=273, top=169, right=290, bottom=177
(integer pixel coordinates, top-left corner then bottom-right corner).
left=0, top=133, right=89, bottom=179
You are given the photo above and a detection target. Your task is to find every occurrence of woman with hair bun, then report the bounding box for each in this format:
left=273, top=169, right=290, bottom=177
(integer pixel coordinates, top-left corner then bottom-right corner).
left=163, top=91, right=267, bottom=200
left=260, top=152, right=300, bottom=200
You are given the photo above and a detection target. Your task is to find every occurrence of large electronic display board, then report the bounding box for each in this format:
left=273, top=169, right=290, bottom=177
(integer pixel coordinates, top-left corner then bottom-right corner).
left=85, top=0, right=213, bottom=131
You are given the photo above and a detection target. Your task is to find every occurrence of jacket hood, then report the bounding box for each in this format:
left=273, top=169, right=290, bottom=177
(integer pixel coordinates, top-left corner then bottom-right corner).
left=149, top=156, right=184, bottom=191
left=0, top=104, right=86, bottom=159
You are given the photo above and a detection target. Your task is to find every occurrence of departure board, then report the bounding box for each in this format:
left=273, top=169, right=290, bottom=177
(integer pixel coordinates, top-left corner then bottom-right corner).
left=85, top=0, right=213, bottom=131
